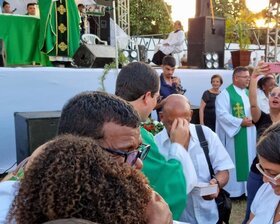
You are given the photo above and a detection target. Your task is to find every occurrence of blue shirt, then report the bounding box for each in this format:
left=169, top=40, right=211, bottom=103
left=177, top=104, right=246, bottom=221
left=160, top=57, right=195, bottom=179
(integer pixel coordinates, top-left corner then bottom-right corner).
left=159, top=73, right=178, bottom=99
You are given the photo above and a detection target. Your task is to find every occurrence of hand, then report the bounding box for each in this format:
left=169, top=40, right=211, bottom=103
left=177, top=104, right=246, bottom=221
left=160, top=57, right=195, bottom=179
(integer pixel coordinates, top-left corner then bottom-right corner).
left=202, top=178, right=220, bottom=200
left=145, top=191, right=173, bottom=224
left=172, top=77, right=181, bottom=85
left=241, top=117, right=253, bottom=127
left=251, top=61, right=270, bottom=78
left=170, top=118, right=190, bottom=149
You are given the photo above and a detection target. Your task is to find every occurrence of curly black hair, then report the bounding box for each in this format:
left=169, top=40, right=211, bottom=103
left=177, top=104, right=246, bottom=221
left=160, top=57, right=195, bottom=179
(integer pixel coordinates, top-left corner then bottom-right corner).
left=8, top=135, right=151, bottom=224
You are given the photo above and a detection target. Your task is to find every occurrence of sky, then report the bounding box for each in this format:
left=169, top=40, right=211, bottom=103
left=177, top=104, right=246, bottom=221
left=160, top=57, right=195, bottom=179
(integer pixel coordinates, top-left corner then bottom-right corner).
left=164, top=0, right=196, bottom=31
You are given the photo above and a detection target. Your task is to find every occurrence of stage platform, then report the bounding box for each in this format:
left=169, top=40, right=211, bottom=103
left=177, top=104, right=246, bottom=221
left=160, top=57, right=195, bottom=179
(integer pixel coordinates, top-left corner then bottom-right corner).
left=0, top=67, right=232, bottom=172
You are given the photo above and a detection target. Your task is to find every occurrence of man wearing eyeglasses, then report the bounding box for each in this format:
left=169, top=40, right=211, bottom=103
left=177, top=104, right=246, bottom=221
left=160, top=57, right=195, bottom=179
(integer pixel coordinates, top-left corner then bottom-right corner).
left=116, top=62, right=197, bottom=220
left=215, top=66, right=257, bottom=198
left=57, top=91, right=147, bottom=170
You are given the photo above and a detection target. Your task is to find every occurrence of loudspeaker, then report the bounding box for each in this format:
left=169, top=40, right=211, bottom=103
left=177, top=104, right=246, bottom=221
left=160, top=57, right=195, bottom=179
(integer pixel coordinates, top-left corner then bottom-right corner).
left=73, top=44, right=115, bottom=68
left=187, top=16, right=225, bottom=69
left=14, top=111, right=61, bottom=164
left=88, top=12, right=111, bottom=45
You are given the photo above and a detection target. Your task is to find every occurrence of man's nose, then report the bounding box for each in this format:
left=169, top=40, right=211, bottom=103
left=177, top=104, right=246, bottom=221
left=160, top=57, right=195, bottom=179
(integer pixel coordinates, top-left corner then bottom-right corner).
left=134, top=158, right=143, bottom=170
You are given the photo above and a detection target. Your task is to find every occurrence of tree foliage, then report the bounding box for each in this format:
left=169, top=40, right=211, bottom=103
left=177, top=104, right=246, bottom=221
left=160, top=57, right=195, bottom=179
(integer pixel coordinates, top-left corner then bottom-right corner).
left=213, top=0, right=266, bottom=46
left=129, top=0, right=173, bottom=35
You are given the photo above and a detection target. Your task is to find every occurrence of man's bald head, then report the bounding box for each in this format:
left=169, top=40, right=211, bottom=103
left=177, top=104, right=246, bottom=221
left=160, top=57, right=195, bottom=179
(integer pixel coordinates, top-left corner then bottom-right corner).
left=160, top=94, right=192, bottom=133
left=162, top=94, right=191, bottom=114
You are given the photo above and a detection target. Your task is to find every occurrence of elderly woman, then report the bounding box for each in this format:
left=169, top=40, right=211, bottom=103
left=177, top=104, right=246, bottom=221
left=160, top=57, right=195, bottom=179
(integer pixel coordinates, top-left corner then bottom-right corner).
left=7, top=135, right=172, bottom=224
left=199, top=74, right=223, bottom=131
left=248, top=122, right=280, bottom=223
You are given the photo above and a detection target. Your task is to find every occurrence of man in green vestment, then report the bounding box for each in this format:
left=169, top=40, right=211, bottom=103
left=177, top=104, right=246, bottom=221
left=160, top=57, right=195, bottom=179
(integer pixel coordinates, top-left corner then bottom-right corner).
left=38, top=0, right=80, bottom=59
left=216, top=66, right=257, bottom=198
left=115, top=62, right=197, bottom=220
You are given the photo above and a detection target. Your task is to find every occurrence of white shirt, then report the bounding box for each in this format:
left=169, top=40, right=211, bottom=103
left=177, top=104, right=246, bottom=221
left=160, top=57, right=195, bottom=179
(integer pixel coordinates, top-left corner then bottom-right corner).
left=159, top=30, right=185, bottom=55
left=250, top=183, right=280, bottom=224
left=155, top=124, right=234, bottom=224
left=0, top=181, right=19, bottom=223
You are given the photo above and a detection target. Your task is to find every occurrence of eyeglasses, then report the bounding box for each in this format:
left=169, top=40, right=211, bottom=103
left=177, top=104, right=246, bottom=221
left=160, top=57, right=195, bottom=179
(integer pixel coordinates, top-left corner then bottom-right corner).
left=237, top=75, right=250, bottom=79
left=102, top=144, right=150, bottom=166
left=270, top=92, right=280, bottom=98
left=256, top=163, right=280, bottom=185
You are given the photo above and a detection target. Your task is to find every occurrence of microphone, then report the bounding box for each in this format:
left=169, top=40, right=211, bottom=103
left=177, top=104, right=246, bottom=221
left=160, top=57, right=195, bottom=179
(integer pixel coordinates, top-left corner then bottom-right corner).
left=12, top=8, right=17, bottom=13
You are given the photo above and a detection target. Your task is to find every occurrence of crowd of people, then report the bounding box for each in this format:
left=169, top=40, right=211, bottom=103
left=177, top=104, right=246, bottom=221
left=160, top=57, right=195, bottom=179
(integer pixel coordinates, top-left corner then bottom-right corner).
left=0, top=59, right=280, bottom=223
left=0, top=21, right=280, bottom=222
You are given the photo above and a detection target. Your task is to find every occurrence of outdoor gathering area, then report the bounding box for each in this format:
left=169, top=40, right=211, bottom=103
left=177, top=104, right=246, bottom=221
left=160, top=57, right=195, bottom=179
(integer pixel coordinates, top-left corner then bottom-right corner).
left=1, top=0, right=280, bottom=223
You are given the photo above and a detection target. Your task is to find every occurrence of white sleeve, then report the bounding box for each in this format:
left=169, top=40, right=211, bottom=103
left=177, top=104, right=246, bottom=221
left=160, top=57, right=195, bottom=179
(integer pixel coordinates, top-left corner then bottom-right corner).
left=215, top=90, right=243, bottom=138
left=165, top=31, right=184, bottom=46
left=204, top=126, right=235, bottom=172
left=169, top=143, right=198, bottom=193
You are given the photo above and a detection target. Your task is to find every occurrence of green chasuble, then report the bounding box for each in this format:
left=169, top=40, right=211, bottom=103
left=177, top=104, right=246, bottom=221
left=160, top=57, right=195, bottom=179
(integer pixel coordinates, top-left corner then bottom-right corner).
left=38, top=0, right=80, bottom=57
left=141, top=127, right=187, bottom=220
left=226, top=84, right=249, bottom=181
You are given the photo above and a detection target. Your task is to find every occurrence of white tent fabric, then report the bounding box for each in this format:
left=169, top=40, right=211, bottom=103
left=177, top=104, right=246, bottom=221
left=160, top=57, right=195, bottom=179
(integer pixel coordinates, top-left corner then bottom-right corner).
left=110, top=18, right=129, bottom=49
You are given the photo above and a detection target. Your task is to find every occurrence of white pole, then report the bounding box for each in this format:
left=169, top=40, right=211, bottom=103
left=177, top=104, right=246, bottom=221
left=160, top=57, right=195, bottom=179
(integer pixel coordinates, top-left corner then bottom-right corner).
left=113, top=0, right=118, bottom=71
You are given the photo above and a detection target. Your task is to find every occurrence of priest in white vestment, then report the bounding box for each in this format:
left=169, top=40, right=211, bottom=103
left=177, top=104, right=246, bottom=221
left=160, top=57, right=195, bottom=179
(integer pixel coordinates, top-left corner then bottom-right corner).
left=215, top=66, right=256, bottom=198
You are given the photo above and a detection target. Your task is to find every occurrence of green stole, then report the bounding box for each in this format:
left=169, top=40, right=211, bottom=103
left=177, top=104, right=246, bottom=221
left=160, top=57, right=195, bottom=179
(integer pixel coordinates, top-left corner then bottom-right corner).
left=140, top=127, right=187, bottom=220
left=226, top=84, right=249, bottom=181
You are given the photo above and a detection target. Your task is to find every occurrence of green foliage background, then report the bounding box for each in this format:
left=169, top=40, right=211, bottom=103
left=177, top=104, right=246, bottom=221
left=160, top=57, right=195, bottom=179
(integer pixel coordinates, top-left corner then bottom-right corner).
left=129, top=0, right=173, bottom=35
left=128, top=0, right=267, bottom=45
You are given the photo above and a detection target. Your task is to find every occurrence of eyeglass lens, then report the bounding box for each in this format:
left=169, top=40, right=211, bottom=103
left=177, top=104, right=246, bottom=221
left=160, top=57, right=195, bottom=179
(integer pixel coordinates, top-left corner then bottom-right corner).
left=270, top=92, right=280, bottom=98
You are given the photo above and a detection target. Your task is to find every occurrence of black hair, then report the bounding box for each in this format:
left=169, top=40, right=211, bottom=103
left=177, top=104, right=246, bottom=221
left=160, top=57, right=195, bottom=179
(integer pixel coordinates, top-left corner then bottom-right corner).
left=257, top=75, right=274, bottom=90
left=162, top=55, right=176, bottom=67
left=257, top=122, right=280, bottom=164
left=115, top=62, right=159, bottom=101
left=211, top=74, right=223, bottom=85
left=57, top=91, right=140, bottom=139
left=3, top=1, right=9, bottom=7
left=27, top=3, right=35, bottom=8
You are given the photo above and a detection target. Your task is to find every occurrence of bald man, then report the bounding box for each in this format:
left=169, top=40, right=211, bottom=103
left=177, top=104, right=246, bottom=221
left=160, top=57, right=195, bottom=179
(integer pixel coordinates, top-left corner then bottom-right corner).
left=155, top=94, right=234, bottom=223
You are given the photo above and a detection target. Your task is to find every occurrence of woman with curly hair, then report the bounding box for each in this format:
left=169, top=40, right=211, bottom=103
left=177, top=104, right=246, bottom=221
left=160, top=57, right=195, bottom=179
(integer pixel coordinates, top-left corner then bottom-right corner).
left=7, top=135, right=172, bottom=224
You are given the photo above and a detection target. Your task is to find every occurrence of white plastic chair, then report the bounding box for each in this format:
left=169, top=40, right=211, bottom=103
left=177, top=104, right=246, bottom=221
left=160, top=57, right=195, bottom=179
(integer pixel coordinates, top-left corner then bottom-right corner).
left=81, top=34, right=108, bottom=45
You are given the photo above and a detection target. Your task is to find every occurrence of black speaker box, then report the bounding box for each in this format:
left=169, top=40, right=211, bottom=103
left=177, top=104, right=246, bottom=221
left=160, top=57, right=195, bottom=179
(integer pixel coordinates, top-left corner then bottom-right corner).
left=187, top=16, right=225, bottom=69
left=73, top=44, right=115, bottom=68
left=88, top=12, right=111, bottom=45
left=14, top=111, right=61, bottom=164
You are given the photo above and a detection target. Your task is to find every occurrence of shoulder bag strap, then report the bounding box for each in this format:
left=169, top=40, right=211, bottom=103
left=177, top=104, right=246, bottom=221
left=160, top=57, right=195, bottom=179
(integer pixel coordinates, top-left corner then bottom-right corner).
left=195, top=124, right=215, bottom=178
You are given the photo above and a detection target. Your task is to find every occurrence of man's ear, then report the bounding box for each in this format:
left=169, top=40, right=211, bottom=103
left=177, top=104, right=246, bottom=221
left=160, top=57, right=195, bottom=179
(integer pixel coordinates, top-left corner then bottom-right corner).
left=142, top=91, right=152, bottom=104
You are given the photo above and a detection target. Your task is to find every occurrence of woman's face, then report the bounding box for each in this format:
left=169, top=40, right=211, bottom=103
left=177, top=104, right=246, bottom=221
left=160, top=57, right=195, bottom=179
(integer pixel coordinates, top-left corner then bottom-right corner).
left=211, top=77, right=222, bottom=90
left=269, top=87, right=280, bottom=111
left=263, top=77, right=276, bottom=94
left=259, top=155, right=280, bottom=195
